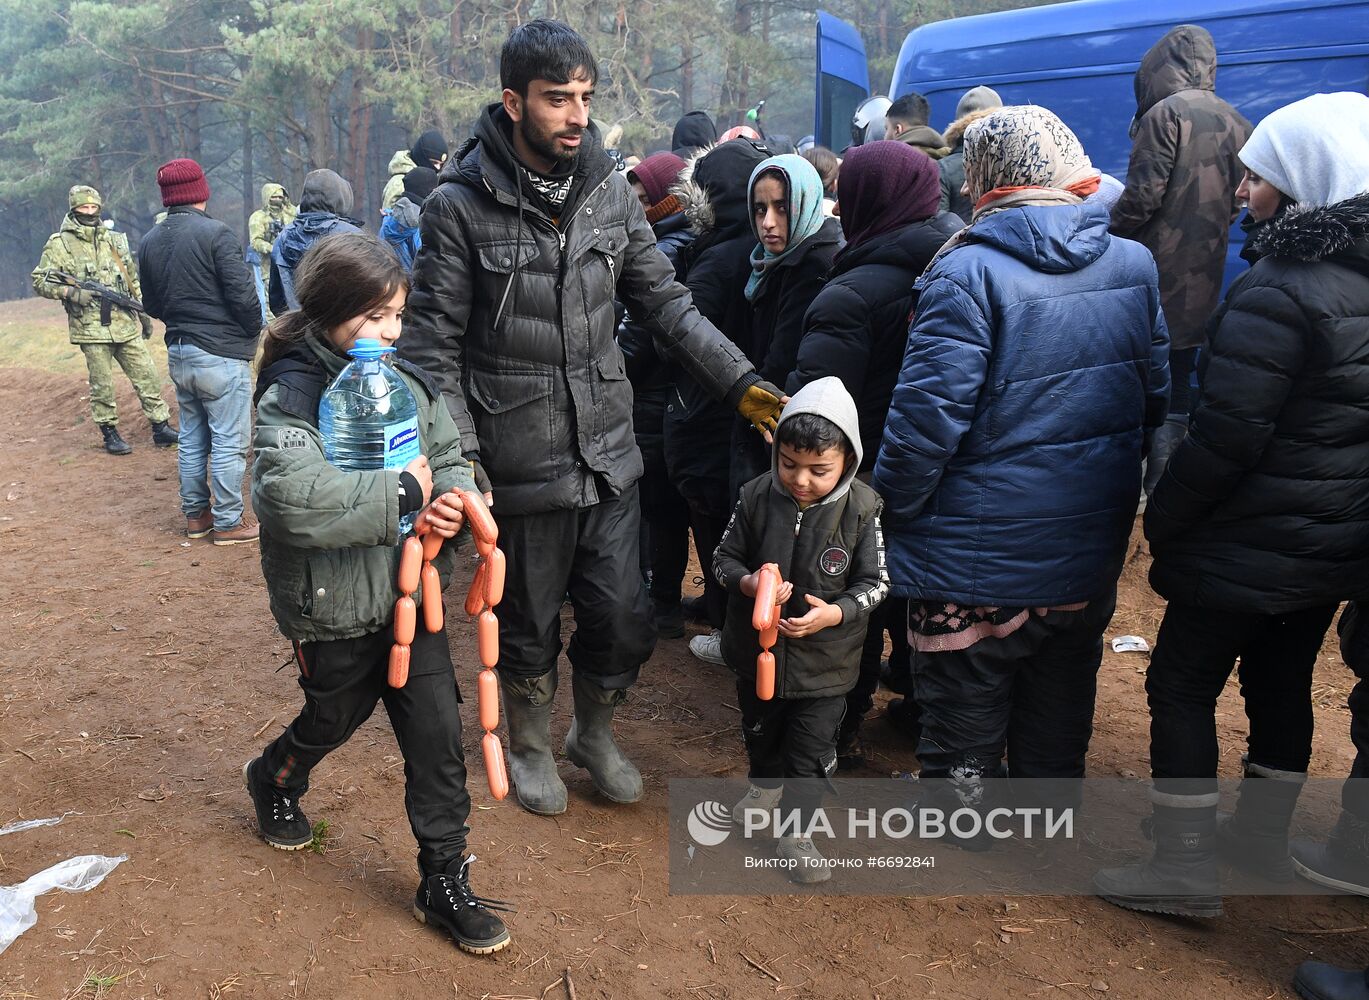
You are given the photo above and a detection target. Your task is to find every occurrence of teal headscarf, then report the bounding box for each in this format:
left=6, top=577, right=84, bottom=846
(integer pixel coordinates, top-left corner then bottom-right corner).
left=745, top=154, right=827, bottom=302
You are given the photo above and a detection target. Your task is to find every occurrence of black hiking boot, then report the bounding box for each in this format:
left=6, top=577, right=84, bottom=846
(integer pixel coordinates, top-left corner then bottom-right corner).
left=242, top=758, right=313, bottom=851
left=150, top=419, right=179, bottom=447
left=100, top=424, right=132, bottom=455
left=414, top=856, right=513, bottom=955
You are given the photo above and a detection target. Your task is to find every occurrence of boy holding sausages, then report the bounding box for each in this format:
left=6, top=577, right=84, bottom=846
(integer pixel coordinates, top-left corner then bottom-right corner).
left=712, top=377, right=888, bottom=883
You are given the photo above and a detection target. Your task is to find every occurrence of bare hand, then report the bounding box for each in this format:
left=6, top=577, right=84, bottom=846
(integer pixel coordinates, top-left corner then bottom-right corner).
left=777, top=594, right=842, bottom=638
left=775, top=580, right=794, bottom=605
left=404, top=455, right=433, bottom=507
left=420, top=490, right=465, bottom=538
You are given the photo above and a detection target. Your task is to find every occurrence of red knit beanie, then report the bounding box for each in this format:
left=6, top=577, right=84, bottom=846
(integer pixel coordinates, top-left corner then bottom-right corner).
left=627, top=152, right=686, bottom=209
left=157, top=158, right=210, bottom=207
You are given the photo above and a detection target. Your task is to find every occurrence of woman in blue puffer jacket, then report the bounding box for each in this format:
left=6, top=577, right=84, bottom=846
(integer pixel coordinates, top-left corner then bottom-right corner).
left=872, top=106, right=1169, bottom=796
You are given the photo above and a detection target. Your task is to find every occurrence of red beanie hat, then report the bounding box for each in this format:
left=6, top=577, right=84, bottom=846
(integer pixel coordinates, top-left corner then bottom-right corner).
left=157, top=158, right=210, bottom=207
left=627, top=152, right=686, bottom=209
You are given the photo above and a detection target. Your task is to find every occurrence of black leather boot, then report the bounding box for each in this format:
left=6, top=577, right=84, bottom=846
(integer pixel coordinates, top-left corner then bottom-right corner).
left=100, top=424, right=132, bottom=455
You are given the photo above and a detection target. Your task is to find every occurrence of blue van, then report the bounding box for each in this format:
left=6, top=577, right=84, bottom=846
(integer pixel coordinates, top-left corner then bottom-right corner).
left=818, top=0, right=1369, bottom=281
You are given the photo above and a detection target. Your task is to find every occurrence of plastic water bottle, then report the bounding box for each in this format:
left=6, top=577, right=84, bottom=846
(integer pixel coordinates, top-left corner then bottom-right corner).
left=318, top=338, right=422, bottom=534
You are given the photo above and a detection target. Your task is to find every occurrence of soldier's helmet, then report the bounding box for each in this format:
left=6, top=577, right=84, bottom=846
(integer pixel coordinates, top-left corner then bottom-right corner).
left=69, top=185, right=102, bottom=210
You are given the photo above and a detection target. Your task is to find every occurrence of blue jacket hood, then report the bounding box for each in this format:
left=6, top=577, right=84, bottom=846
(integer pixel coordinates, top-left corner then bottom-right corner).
left=274, top=213, right=361, bottom=270
left=962, top=202, right=1111, bottom=275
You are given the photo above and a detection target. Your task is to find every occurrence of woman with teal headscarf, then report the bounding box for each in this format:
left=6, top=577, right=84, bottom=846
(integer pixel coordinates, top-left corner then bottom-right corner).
left=732, top=153, right=842, bottom=491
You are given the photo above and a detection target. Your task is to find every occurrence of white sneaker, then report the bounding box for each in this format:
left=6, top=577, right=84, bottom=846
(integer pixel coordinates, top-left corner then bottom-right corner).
left=731, top=783, right=783, bottom=827
left=777, top=835, right=832, bottom=884
left=688, top=629, right=725, bottom=666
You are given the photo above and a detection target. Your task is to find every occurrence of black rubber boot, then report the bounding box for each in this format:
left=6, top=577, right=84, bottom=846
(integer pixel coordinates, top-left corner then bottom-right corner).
left=499, top=672, right=567, bottom=816
left=414, top=856, right=513, bottom=956
left=1291, top=810, right=1369, bottom=896
left=242, top=758, right=313, bottom=850
left=652, top=600, right=685, bottom=639
left=565, top=672, right=643, bottom=804
left=150, top=419, right=179, bottom=447
left=100, top=424, right=132, bottom=455
left=1094, top=792, right=1223, bottom=918
left=1216, top=757, right=1306, bottom=881
left=1143, top=416, right=1187, bottom=495
left=1293, top=962, right=1369, bottom=1000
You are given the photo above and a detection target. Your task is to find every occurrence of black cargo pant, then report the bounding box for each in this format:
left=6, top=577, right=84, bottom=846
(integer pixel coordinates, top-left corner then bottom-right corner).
left=262, top=627, right=469, bottom=878
left=737, top=678, right=845, bottom=830
left=913, top=591, right=1117, bottom=782
left=634, top=390, right=691, bottom=609
left=1146, top=601, right=1337, bottom=796
left=495, top=485, right=656, bottom=689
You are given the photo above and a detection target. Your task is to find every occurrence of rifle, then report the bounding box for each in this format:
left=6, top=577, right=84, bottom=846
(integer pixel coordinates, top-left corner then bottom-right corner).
left=40, top=269, right=144, bottom=327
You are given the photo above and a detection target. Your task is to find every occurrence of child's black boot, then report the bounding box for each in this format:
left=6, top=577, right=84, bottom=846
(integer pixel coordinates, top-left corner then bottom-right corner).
left=242, top=758, right=313, bottom=850
left=415, top=855, right=513, bottom=955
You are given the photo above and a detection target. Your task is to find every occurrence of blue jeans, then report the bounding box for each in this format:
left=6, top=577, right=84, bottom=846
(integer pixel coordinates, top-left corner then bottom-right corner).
left=167, top=342, right=251, bottom=530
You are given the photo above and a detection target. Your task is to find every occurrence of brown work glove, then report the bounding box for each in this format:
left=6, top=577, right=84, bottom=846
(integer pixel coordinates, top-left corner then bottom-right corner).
left=735, top=379, right=786, bottom=438
left=139, top=313, right=154, bottom=339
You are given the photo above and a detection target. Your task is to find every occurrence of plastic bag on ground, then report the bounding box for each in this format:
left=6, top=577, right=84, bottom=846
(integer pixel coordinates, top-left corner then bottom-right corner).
left=0, top=812, right=78, bottom=837
left=0, top=854, right=127, bottom=955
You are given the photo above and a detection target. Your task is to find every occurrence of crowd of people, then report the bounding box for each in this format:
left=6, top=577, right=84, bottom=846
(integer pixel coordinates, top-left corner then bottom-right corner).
left=25, top=16, right=1369, bottom=995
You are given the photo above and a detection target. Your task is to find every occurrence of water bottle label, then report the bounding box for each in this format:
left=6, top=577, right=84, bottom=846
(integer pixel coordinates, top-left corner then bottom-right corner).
left=384, top=417, right=421, bottom=469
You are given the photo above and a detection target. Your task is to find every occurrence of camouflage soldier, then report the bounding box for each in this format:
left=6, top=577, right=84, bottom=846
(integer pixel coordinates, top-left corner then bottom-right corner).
left=247, top=183, right=296, bottom=318
left=1111, top=25, right=1252, bottom=492
left=31, top=185, right=177, bottom=455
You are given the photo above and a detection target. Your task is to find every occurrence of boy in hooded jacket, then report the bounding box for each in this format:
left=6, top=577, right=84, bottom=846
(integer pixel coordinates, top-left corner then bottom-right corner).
left=713, top=377, right=888, bottom=883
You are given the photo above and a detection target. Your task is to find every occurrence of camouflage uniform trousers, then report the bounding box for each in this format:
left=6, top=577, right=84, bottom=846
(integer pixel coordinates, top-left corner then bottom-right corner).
left=81, top=338, right=171, bottom=426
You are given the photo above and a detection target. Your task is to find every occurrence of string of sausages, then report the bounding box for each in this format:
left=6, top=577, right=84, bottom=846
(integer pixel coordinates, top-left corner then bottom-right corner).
left=751, top=562, right=783, bottom=701
left=392, top=489, right=510, bottom=801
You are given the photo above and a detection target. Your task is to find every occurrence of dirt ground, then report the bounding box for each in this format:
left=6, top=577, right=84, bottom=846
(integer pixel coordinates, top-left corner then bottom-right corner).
left=0, top=320, right=1366, bottom=998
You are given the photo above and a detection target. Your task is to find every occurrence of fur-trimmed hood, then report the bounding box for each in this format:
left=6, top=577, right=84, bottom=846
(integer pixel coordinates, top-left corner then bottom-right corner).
left=943, top=108, right=997, bottom=151
left=1248, top=192, right=1369, bottom=264
left=670, top=139, right=772, bottom=240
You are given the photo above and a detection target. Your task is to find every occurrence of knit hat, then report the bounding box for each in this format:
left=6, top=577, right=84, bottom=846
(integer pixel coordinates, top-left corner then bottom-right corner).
left=627, top=151, right=686, bottom=207
left=68, top=185, right=101, bottom=210
left=836, top=140, right=941, bottom=256
left=1238, top=92, right=1369, bottom=206
left=157, top=158, right=210, bottom=207
left=410, top=129, right=448, bottom=167
left=955, top=85, right=1003, bottom=120
left=402, top=166, right=439, bottom=203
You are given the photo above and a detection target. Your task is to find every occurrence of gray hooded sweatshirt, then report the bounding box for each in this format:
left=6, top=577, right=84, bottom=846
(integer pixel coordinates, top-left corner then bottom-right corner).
left=713, top=376, right=888, bottom=699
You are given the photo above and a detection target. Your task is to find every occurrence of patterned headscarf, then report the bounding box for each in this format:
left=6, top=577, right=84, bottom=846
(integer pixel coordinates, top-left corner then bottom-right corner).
left=962, top=106, right=1100, bottom=218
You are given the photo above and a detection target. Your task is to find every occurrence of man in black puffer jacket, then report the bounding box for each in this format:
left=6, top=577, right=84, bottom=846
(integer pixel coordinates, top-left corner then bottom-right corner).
left=400, top=20, right=784, bottom=818
left=138, top=157, right=264, bottom=546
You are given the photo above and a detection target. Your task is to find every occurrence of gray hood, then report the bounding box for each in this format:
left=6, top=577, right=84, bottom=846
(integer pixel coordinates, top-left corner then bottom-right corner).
left=298, top=168, right=354, bottom=215
left=772, top=376, right=862, bottom=504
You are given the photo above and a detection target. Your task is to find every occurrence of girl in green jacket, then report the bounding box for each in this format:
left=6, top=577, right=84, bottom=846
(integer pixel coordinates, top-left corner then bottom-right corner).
left=244, top=232, right=511, bottom=956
